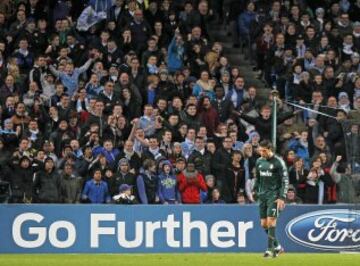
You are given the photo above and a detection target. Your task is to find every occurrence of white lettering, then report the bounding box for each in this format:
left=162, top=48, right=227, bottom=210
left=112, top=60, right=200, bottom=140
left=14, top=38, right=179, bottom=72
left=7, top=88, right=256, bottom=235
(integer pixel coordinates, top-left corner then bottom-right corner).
left=210, top=221, right=235, bottom=248
left=117, top=221, right=143, bottom=248
left=162, top=214, right=180, bottom=248
left=259, top=171, right=272, bottom=177
left=183, top=212, right=208, bottom=248
left=12, top=213, right=46, bottom=248
left=90, top=214, right=115, bottom=248
left=145, top=221, right=161, bottom=248
left=238, top=222, right=253, bottom=247
left=48, top=221, right=76, bottom=248
left=308, top=216, right=359, bottom=243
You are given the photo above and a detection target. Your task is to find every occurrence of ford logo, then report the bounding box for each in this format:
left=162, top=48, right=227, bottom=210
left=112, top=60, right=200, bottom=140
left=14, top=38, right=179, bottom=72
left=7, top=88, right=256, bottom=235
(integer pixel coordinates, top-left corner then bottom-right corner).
left=286, top=209, right=360, bottom=251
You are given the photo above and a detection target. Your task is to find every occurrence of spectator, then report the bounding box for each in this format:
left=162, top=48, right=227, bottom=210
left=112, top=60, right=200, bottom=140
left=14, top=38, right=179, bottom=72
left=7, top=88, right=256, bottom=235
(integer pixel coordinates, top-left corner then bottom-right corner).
left=157, top=160, right=179, bottom=204
left=0, top=1, right=358, bottom=207
left=285, top=185, right=303, bottom=205
left=113, top=184, right=138, bottom=205
left=33, top=157, right=60, bottom=203
left=92, top=139, right=120, bottom=169
left=330, top=155, right=360, bottom=203
left=223, top=150, right=245, bottom=203
left=177, top=161, right=207, bottom=204
left=59, top=163, right=82, bottom=203
left=212, top=136, right=233, bottom=189
left=207, top=187, right=226, bottom=204
left=8, top=156, right=34, bottom=203
left=82, top=168, right=111, bottom=204
left=136, top=159, right=158, bottom=204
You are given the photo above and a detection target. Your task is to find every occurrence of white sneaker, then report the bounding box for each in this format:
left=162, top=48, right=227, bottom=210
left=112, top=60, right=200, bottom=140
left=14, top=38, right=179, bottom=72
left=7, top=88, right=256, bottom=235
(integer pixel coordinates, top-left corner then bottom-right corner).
left=263, top=250, right=272, bottom=258
left=274, top=244, right=284, bottom=256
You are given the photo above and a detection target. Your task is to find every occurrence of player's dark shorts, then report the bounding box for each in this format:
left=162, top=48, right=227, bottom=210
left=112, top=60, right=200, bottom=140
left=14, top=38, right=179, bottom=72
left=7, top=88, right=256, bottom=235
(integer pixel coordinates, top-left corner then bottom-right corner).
left=259, top=195, right=280, bottom=219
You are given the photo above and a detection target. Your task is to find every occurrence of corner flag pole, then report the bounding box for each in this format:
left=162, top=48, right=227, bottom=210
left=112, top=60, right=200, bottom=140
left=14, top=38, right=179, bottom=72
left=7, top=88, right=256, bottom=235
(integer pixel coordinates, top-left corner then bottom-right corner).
left=271, top=89, right=279, bottom=151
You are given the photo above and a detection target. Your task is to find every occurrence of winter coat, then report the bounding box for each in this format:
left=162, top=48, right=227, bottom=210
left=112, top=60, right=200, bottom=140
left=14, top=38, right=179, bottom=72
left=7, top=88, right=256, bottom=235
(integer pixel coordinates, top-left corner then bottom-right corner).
left=59, top=173, right=83, bottom=203
left=33, top=170, right=61, bottom=203
left=177, top=170, right=207, bottom=204
left=9, top=166, right=34, bottom=203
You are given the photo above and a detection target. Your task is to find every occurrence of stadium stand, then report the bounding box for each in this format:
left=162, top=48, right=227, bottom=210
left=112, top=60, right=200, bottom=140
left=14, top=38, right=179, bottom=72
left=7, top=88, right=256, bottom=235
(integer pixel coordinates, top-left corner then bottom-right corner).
left=0, top=0, right=359, bottom=205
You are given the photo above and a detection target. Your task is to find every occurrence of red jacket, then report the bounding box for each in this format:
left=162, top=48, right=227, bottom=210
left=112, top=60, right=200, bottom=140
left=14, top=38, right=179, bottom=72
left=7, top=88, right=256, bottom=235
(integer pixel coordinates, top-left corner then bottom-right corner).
left=177, top=172, right=207, bottom=204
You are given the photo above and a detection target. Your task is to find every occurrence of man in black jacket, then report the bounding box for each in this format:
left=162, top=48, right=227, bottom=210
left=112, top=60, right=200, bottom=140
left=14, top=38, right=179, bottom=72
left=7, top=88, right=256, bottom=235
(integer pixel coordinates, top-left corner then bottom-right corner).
left=238, top=105, right=296, bottom=141
left=33, top=157, right=60, bottom=203
left=188, top=136, right=212, bottom=176
left=212, top=85, right=234, bottom=122
left=212, top=136, right=233, bottom=189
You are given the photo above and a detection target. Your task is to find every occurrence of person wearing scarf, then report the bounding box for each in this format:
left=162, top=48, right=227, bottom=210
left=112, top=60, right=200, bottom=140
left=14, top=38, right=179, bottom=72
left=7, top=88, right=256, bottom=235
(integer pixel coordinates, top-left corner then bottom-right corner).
left=177, top=161, right=207, bottom=204
left=192, top=70, right=215, bottom=100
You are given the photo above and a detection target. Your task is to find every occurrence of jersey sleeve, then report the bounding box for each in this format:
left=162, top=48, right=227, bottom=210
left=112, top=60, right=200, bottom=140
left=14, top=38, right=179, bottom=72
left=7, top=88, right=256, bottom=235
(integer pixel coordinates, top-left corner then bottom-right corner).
left=253, top=159, right=261, bottom=193
left=277, top=156, right=289, bottom=200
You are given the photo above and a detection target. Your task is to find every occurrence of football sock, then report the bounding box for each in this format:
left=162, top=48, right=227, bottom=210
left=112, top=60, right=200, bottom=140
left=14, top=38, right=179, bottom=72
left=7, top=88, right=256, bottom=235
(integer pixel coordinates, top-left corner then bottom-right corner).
left=274, top=238, right=279, bottom=248
left=268, top=227, right=276, bottom=250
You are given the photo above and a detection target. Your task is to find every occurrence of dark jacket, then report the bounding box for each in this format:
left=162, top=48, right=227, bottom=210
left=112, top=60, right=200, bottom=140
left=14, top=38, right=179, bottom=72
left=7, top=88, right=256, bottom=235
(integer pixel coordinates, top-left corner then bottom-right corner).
left=212, top=147, right=232, bottom=181
left=188, top=149, right=212, bottom=176
left=240, top=111, right=295, bottom=140
left=223, top=165, right=245, bottom=203
left=9, top=164, right=34, bottom=203
left=33, top=169, right=61, bottom=203
left=110, top=172, right=136, bottom=196
left=59, top=173, right=83, bottom=203
left=136, top=172, right=158, bottom=204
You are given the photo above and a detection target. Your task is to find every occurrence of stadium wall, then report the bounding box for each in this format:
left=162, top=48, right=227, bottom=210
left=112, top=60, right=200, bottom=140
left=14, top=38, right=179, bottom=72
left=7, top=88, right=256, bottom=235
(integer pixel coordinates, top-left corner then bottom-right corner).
left=0, top=205, right=359, bottom=253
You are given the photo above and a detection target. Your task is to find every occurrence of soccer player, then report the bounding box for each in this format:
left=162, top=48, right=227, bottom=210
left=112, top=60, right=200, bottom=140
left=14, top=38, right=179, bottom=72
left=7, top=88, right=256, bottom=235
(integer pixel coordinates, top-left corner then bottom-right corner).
left=253, top=140, right=289, bottom=258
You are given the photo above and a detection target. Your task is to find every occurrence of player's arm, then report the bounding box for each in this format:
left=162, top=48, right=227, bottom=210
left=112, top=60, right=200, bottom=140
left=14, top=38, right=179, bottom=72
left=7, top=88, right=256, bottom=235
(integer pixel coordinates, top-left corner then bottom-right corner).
left=278, top=157, right=289, bottom=200
left=275, top=157, right=289, bottom=210
left=252, top=160, right=260, bottom=201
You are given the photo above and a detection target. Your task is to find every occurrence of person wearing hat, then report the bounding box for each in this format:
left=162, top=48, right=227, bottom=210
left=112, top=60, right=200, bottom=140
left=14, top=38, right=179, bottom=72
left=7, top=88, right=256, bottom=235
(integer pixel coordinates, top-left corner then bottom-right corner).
left=33, top=157, right=61, bottom=203
left=295, top=34, right=306, bottom=58
left=285, top=185, right=303, bottom=204
left=111, top=158, right=136, bottom=196
left=7, top=155, right=33, bottom=203
left=338, top=91, right=351, bottom=113
left=113, top=183, right=138, bottom=204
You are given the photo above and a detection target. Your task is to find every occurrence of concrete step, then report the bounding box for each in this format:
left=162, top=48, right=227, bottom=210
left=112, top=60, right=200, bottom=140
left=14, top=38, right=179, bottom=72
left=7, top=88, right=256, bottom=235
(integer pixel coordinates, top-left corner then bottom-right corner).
left=209, top=25, right=269, bottom=100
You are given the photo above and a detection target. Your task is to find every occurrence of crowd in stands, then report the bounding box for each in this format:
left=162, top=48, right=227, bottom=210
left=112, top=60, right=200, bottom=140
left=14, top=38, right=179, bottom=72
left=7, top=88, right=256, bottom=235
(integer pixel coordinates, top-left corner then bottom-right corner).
left=0, top=0, right=359, bottom=205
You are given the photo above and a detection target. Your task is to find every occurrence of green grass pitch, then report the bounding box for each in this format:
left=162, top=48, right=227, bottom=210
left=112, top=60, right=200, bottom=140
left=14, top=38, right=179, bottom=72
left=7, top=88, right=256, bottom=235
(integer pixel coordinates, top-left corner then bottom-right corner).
left=0, top=253, right=359, bottom=266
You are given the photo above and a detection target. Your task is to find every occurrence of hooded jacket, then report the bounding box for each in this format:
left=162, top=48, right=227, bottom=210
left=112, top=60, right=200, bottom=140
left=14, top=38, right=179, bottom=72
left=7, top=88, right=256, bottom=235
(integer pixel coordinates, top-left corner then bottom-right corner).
left=33, top=164, right=61, bottom=203
left=157, top=161, right=179, bottom=203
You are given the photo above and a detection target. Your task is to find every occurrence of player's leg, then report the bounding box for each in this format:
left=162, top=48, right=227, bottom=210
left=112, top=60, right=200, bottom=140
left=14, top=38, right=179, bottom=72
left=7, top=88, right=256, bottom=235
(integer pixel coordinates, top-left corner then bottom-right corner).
left=266, top=199, right=283, bottom=257
left=259, top=200, right=272, bottom=258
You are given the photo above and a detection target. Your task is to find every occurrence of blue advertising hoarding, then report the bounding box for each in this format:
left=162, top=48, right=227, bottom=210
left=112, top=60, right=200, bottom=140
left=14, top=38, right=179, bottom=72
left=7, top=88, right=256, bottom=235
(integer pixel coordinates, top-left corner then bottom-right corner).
left=0, top=204, right=359, bottom=253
